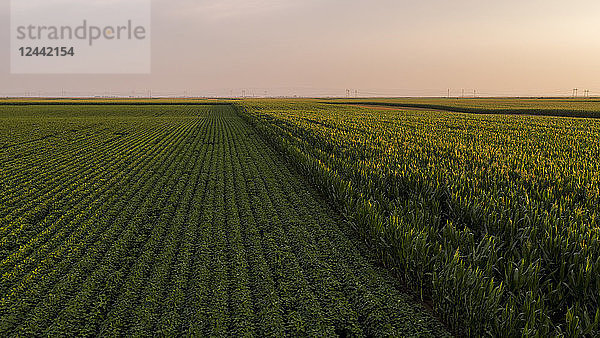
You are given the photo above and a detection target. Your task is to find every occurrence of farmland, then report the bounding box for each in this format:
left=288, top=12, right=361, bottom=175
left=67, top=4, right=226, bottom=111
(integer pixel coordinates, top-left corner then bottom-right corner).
left=321, top=97, right=600, bottom=119
left=0, top=104, right=447, bottom=336
left=238, top=99, right=600, bottom=336
left=2, top=98, right=599, bottom=336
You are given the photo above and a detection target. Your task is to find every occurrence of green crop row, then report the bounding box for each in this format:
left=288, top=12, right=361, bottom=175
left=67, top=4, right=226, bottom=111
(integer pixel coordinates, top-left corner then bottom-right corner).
left=236, top=100, right=600, bottom=336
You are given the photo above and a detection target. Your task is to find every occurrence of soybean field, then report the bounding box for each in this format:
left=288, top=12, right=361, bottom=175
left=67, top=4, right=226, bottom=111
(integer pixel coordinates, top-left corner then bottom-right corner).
left=0, top=104, right=448, bottom=336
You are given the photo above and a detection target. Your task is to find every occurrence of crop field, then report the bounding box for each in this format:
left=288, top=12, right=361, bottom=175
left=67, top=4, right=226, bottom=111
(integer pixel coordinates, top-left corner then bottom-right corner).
left=0, top=104, right=448, bottom=336
left=3, top=99, right=599, bottom=336
left=321, top=98, right=600, bottom=119
left=238, top=99, right=600, bottom=336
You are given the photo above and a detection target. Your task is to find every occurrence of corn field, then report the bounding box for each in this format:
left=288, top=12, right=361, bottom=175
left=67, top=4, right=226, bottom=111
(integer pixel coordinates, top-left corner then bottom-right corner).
left=237, top=99, right=600, bottom=336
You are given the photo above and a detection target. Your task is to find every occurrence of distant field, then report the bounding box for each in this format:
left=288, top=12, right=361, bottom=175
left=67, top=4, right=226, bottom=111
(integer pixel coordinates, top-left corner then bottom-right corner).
left=0, top=104, right=447, bottom=336
left=320, top=97, right=600, bottom=118
left=0, top=98, right=232, bottom=105
left=238, top=99, right=600, bottom=336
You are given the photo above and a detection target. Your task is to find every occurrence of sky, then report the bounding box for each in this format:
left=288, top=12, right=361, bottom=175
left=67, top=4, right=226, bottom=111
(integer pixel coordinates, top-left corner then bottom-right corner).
left=1, top=0, right=600, bottom=97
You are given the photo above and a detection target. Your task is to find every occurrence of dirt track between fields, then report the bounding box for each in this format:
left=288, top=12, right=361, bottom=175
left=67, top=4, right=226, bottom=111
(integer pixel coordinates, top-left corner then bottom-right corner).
left=347, top=104, right=451, bottom=113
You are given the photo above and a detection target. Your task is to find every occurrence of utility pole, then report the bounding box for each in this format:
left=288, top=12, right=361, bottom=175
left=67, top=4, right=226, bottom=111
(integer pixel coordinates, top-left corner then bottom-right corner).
left=447, top=89, right=450, bottom=98
left=473, top=89, right=476, bottom=98
left=461, top=89, right=465, bottom=98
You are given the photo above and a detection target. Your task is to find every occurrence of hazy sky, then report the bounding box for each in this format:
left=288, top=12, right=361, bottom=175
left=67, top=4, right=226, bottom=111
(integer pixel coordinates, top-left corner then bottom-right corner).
left=1, top=0, right=599, bottom=97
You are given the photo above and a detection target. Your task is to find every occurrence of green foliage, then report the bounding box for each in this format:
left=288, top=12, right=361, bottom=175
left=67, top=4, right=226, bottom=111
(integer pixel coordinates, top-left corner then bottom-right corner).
left=237, top=99, right=600, bottom=336
left=0, top=104, right=447, bottom=336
